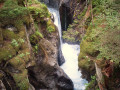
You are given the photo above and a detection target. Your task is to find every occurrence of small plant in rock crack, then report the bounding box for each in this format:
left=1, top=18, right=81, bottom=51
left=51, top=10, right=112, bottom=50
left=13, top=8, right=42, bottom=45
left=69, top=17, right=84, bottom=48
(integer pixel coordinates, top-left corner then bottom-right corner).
left=19, top=53, right=25, bottom=58
left=18, top=38, right=25, bottom=43
left=8, top=55, right=12, bottom=58
left=11, top=39, right=19, bottom=47
left=15, top=57, right=20, bottom=64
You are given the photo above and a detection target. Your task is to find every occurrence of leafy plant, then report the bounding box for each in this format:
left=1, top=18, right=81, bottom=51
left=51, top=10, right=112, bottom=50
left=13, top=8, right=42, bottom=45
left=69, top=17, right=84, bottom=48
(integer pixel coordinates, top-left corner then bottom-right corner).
left=19, top=53, right=25, bottom=58
left=11, top=39, right=19, bottom=47
left=18, top=38, right=25, bottom=43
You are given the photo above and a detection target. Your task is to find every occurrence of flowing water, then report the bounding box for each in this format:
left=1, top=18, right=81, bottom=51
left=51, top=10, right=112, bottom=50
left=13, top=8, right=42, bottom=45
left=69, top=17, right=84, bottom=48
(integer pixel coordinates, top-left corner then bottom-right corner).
left=48, top=7, right=88, bottom=90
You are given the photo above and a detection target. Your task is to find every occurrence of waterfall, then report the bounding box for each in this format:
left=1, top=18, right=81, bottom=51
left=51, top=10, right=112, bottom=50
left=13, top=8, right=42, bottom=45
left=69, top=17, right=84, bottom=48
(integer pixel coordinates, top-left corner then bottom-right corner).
left=48, top=8, right=62, bottom=44
left=48, top=7, right=88, bottom=90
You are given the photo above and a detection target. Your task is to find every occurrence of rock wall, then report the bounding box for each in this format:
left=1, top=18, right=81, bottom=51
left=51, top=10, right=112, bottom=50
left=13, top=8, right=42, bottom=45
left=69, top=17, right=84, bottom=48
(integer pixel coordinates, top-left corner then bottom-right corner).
left=0, top=0, right=73, bottom=89
left=78, top=0, right=120, bottom=89
left=39, top=0, right=61, bottom=8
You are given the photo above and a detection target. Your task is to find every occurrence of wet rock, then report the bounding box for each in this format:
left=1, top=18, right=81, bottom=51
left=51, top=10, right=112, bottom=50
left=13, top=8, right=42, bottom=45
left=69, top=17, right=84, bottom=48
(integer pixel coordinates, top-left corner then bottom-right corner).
left=51, top=13, right=55, bottom=22
left=57, top=75, right=73, bottom=90
left=58, top=46, right=65, bottom=66
left=59, top=0, right=73, bottom=31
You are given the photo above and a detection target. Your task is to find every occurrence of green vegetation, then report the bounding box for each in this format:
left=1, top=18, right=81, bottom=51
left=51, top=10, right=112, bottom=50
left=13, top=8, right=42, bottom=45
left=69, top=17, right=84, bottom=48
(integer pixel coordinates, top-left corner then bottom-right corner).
left=0, top=0, right=28, bottom=20
left=11, top=39, right=19, bottom=47
left=28, top=0, right=40, bottom=5
left=0, top=44, right=16, bottom=62
left=28, top=2, right=50, bottom=19
left=79, top=0, right=120, bottom=65
left=30, top=31, right=43, bottom=45
left=3, top=30, right=19, bottom=40
left=78, top=0, right=120, bottom=89
left=63, top=24, right=80, bottom=43
left=0, top=0, right=57, bottom=89
left=62, top=3, right=88, bottom=43
left=46, top=20, right=55, bottom=32
left=86, top=76, right=99, bottom=90
left=13, top=70, right=29, bottom=90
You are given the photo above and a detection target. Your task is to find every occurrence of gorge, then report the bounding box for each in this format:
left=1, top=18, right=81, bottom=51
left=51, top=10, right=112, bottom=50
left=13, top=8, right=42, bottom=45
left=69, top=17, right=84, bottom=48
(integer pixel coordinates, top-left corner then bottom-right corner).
left=48, top=6, right=88, bottom=90
left=0, top=0, right=120, bottom=90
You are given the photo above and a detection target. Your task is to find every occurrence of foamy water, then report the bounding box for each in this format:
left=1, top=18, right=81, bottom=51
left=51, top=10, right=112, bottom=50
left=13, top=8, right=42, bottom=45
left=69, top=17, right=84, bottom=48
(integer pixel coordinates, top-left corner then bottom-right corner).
left=48, top=7, right=88, bottom=90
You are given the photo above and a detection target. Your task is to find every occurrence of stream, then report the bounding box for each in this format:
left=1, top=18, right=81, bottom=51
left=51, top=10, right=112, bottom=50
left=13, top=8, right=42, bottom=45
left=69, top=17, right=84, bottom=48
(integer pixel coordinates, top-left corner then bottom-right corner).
left=48, top=7, right=88, bottom=90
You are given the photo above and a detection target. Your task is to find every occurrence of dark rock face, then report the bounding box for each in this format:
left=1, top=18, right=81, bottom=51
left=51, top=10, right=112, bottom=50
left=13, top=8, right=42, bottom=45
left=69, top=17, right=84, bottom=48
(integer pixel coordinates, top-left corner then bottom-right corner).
left=59, top=3, right=73, bottom=31
left=39, top=0, right=61, bottom=8
left=58, top=46, right=65, bottom=66
left=57, top=76, right=73, bottom=90
left=28, top=63, right=73, bottom=90
left=63, top=39, right=80, bottom=45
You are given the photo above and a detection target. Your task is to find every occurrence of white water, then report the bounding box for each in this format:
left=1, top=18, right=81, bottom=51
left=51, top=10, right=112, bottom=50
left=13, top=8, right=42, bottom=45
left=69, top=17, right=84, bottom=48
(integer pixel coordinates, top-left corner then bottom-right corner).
left=48, top=8, right=62, bottom=43
left=48, top=7, right=88, bottom=90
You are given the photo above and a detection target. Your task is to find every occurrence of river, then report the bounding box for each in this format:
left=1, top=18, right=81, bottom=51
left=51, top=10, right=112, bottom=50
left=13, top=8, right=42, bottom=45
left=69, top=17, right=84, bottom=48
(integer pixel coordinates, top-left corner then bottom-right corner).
left=48, top=7, right=88, bottom=90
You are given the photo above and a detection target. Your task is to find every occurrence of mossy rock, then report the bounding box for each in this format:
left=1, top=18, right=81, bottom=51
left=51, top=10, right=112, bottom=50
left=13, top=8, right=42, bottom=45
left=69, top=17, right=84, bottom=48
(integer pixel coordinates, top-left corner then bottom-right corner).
left=18, top=48, right=30, bottom=63
left=80, top=40, right=95, bottom=55
left=47, top=20, right=55, bottom=33
left=85, top=79, right=99, bottom=90
left=9, top=55, right=25, bottom=69
left=0, top=43, right=16, bottom=62
left=3, top=29, right=19, bottom=40
left=0, top=0, right=28, bottom=20
left=30, top=33, right=39, bottom=45
left=9, top=48, right=30, bottom=69
left=30, top=30, right=43, bottom=45
left=12, top=69, right=29, bottom=90
left=78, top=59, right=94, bottom=70
left=28, top=2, right=50, bottom=20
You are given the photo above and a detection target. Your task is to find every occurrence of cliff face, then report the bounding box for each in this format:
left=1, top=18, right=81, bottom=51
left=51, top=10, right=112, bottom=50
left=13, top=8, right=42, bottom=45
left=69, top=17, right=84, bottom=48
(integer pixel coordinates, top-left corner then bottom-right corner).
left=63, top=0, right=120, bottom=89
left=77, top=0, right=120, bottom=90
left=0, top=0, right=73, bottom=89
left=62, top=0, right=87, bottom=44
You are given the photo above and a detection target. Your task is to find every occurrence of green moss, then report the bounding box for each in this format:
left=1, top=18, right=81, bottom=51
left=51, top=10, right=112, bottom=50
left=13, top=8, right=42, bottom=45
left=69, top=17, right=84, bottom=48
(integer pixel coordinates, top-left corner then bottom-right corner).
left=0, top=43, right=16, bottom=62
left=9, top=48, right=30, bottom=69
left=47, top=25, right=55, bottom=33
left=77, top=7, right=87, bottom=19
left=85, top=76, right=99, bottom=90
left=78, top=59, right=93, bottom=70
left=28, top=2, right=50, bottom=18
left=12, top=69, right=29, bottom=90
left=80, top=40, right=96, bottom=56
left=0, top=1, right=28, bottom=20
left=3, top=30, right=19, bottom=40
left=35, top=31, right=43, bottom=38
left=18, top=49, right=30, bottom=63
left=30, top=30, right=43, bottom=45
left=28, top=0, right=40, bottom=5
left=9, top=55, right=25, bottom=69
left=46, top=20, right=55, bottom=32
left=0, top=0, right=30, bottom=27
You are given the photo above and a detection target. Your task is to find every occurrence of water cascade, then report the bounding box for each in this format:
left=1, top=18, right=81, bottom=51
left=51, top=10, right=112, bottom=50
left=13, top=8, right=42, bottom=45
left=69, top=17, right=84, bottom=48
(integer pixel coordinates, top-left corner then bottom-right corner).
left=48, top=7, right=88, bottom=90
